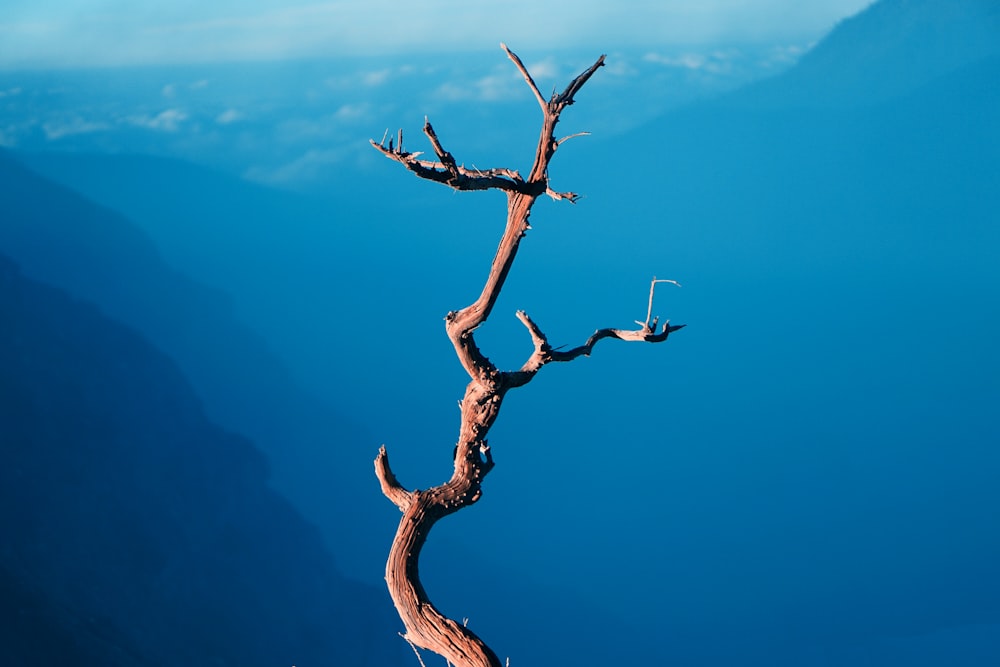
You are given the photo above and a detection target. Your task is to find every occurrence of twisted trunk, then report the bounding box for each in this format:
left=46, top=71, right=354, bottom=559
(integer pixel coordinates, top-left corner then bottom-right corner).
left=377, top=380, right=507, bottom=667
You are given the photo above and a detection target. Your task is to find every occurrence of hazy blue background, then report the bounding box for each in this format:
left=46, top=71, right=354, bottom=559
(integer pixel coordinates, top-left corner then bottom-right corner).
left=2, top=0, right=998, bottom=665
left=1, top=1, right=871, bottom=66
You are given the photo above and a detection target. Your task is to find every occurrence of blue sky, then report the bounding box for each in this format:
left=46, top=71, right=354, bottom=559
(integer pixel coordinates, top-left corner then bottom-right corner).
left=1, top=0, right=875, bottom=67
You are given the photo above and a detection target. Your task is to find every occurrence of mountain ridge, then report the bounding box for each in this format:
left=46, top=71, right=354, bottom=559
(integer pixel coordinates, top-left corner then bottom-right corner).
left=723, top=0, right=1000, bottom=108
left=0, top=148, right=383, bottom=579
left=0, top=253, right=403, bottom=666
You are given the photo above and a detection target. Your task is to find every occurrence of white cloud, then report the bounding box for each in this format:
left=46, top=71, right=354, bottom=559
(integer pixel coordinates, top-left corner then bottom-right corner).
left=471, top=73, right=520, bottom=101
left=429, top=54, right=615, bottom=104
left=643, top=43, right=810, bottom=76
left=362, top=69, right=392, bottom=87
left=244, top=147, right=344, bottom=186
left=759, top=43, right=810, bottom=68
left=0, top=87, right=23, bottom=99
left=325, top=65, right=419, bottom=92
left=333, top=103, right=372, bottom=123
left=129, top=109, right=188, bottom=132
left=216, top=108, right=244, bottom=125
left=433, top=67, right=529, bottom=103
left=524, top=58, right=560, bottom=81
left=601, top=57, right=639, bottom=79
left=162, top=80, right=210, bottom=98
left=276, top=116, right=335, bottom=142
left=644, top=52, right=709, bottom=70
left=42, top=117, right=110, bottom=140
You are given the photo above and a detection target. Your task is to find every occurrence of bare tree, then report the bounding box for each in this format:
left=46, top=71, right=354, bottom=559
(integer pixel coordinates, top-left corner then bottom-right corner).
left=371, top=45, right=684, bottom=667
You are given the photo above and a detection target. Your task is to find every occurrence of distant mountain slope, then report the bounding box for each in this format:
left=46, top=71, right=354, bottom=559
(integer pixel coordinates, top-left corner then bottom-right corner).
left=731, top=0, right=1000, bottom=108
left=0, top=149, right=380, bottom=578
left=0, top=254, right=402, bottom=666
left=0, top=147, right=291, bottom=428
left=559, top=47, right=999, bottom=297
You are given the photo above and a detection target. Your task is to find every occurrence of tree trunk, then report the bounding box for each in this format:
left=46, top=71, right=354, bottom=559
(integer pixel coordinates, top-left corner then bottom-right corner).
left=371, top=45, right=683, bottom=666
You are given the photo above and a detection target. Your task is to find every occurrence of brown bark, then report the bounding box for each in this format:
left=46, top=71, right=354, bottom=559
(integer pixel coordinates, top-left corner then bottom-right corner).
left=371, top=45, right=683, bottom=667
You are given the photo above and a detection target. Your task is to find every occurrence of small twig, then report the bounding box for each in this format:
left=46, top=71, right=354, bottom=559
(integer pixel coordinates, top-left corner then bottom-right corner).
left=501, top=42, right=547, bottom=111
left=399, top=633, right=429, bottom=667
left=516, top=310, right=549, bottom=354
left=423, top=118, right=458, bottom=173
left=557, top=131, right=591, bottom=145
left=545, top=187, right=580, bottom=202
left=553, top=54, right=606, bottom=106
left=375, top=445, right=412, bottom=510
left=645, top=277, right=681, bottom=329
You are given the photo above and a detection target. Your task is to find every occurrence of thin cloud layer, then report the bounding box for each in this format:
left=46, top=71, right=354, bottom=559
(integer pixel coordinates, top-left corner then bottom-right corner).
left=0, top=1, right=874, bottom=68
left=42, top=116, right=108, bottom=140
left=129, top=109, right=188, bottom=132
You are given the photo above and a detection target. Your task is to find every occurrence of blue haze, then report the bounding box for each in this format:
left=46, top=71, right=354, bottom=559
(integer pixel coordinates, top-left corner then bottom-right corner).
left=1, top=0, right=998, bottom=665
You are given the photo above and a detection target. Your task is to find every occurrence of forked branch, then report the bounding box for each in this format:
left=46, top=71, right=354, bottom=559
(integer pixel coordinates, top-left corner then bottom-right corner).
left=374, top=445, right=412, bottom=510
left=512, top=277, right=685, bottom=379
left=501, top=42, right=606, bottom=112
left=371, top=120, right=526, bottom=193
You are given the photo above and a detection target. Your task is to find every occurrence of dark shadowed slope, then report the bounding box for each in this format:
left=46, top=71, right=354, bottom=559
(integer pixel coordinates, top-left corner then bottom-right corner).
left=0, top=254, right=403, bottom=666
left=0, top=149, right=383, bottom=582
left=0, top=148, right=313, bottom=433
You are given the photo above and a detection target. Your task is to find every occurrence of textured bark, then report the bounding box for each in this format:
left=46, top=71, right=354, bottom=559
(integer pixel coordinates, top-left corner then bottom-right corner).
left=371, top=45, right=683, bottom=667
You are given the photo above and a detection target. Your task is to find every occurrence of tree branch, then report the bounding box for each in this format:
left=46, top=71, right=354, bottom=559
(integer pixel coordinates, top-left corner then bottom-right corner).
left=371, top=119, right=526, bottom=193
left=510, top=277, right=684, bottom=381
left=442, top=48, right=607, bottom=382
left=514, top=309, right=684, bottom=379
left=501, top=42, right=547, bottom=111
left=386, top=485, right=502, bottom=667
left=545, top=186, right=581, bottom=202
left=546, top=320, right=685, bottom=362
left=375, top=445, right=413, bottom=511
left=640, top=278, right=682, bottom=328
left=553, top=54, right=606, bottom=108
left=370, top=46, right=679, bottom=667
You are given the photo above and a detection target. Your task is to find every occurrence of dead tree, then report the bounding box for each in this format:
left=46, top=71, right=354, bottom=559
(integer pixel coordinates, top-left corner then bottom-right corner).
left=371, top=45, right=684, bottom=667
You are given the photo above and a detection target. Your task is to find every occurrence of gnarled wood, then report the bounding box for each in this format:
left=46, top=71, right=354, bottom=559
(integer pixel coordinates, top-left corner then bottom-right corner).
left=371, top=44, right=683, bottom=667
left=375, top=445, right=499, bottom=667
